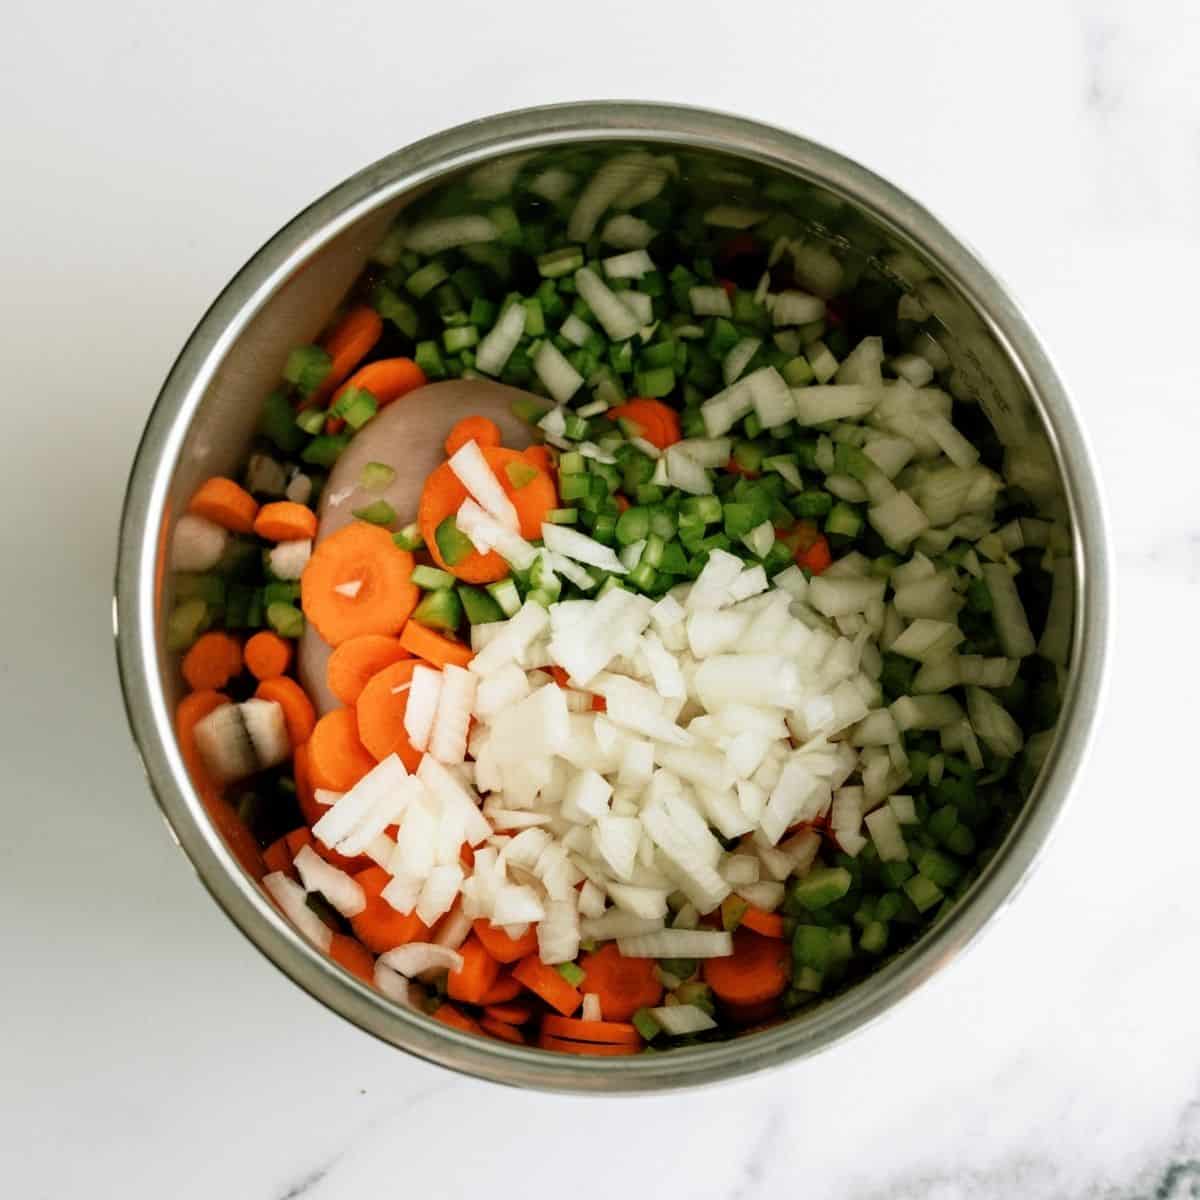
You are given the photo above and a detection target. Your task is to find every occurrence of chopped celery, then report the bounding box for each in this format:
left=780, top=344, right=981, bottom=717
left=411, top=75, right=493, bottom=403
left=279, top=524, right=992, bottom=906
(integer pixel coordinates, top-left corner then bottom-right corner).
left=352, top=500, right=396, bottom=526
left=486, top=577, right=522, bottom=617
left=435, top=516, right=474, bottom=567
left=301, top=434, right=351, bottom=467
left=458, top=585, right=504, bottom=624
left=412, top=588, right=462, bottom=632
left=504, top=460, right=539, bottom=489
left=283, top=345, right=332, bottom=396
left=266, top=602, right=305, bottom=638
left=359, top=461, right=396, bottom=491
left=412, top=565, right=455, bottom=590
left=556, top=961, right=585, bottom=986
left=259, top=388, right=306, bottom=453
left=392, top=523, right=424, bottom=551
left=166, top=598, right=210, bottom=652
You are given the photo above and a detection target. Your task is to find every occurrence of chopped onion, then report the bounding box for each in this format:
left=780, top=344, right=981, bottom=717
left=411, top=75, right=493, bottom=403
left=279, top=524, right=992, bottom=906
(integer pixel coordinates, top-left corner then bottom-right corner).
left=263, top=871, right=332, bottom=952
left=617, top=929, right=733, bottom=958
left=267, top=538, right=311, bottom=581
left=293, top=845, right=366, bottom=917
left=405, top=215, right=497, bottom=255
left=171, top=513, right=228, bottom=572
left=404, top=665, right=442, bottom=752
left=448, top=439, right=519, bottom=531
left=377, top=943, right=463, bottom=978
left=475, top=302, right=526, bottom=376
left=541, top=523, right=627, bottom=574
left=574, top=266, right=640, bottom=341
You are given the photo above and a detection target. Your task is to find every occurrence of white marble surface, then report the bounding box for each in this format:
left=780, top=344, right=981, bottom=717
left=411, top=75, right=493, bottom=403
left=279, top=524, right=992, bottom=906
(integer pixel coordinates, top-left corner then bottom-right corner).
left=4, top=1, right=1199, bottom=1196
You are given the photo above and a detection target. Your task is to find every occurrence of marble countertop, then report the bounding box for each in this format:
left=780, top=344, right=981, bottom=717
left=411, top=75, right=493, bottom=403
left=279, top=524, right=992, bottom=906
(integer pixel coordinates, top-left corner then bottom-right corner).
left=5, top=1, right=1199, bottom=1196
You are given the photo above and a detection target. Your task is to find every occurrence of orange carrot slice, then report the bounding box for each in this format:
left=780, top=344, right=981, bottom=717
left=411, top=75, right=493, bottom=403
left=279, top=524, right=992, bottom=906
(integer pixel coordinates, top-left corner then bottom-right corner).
left=482, top=1001, right=534, bottom=1026
left=329, top=933, right=375, bottom=984
left=311, top=305, right=383, bottom=403
left=480, top=1016, right=526, bottom=1045
left=537, top=1033, right=638, bottom=1056
left=576, top=943, right=663, bottom=1022
left=740, top=906, right=786, bottom=939
left=326, top=634, right=410, bottom=706
left=244, top=630, right=293, bottom=681
left=512, top=954, right=582, bottom=1017
left=253, top=500, right=317, bottom=543
left=398, top=621, right=473, bottom=669
left=188, top=477, right=258, bottom=534
left=609, top=399, right=682, bottom=449
left=181, top=631, right=243, bottom=691
left=472, top=919, right=539, bottom=964
left=350, top=866, right=431, bottom=954
left=447, top=934, right=502, bottom=1005
left=301, top=522, right=418, bottom=646
left=444, top=415, right=502, bottom=457
left=478, top=972, right=523, bottom=1006
left=354, top=659, right=422, bottom=769
left=541, top=1015, right=642, bottom=1045
left=432, top=1003, right=482, bottom=1035
left=307, top=707, right=376, bottom=792
left=333, top=356, right=426, bottom=409
left=703, top=929, right=790, bottom=1005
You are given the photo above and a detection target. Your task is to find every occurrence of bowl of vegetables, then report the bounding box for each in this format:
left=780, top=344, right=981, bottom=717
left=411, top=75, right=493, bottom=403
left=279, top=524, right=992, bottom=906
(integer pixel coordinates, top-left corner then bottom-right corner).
left=115, top=102, right=1110, bottom=1091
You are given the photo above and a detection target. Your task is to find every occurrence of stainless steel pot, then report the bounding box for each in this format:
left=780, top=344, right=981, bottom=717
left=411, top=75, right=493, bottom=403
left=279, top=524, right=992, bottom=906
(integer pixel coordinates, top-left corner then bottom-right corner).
left=115, top=102, right=1110, bottom=1092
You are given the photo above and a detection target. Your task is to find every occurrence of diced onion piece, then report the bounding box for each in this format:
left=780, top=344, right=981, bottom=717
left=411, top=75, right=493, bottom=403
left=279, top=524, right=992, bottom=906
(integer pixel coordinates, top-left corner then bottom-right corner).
left=601, top=214, right=656, bottom=249
left=617, top=930, right=733, bottom=958
left=455, top=498, right=537, bottom=570
left=171, top=513, right=228, bottom=572
left=792, top=385, right=883, bottom=425
left=428, top=664, right=477, bottom=765
left=981, top=564, right=1036, bottom=658
left=542, top=523, right=627, bottom=574
left=416, top=863, right=464, bottom=927
left=267, top=539, right=312, bottom=581
left=664, top=444, right=713, bottom=495
left=575, top=266, right=640, bottom=340
left=772, top=290, right=825, bottom=326
left=378, top=943, right=464, bottom=978
left=405, top=215, right=497, bottom=255
left=293, top=845, right=367, bottom=917
left=475, top=302, right=526, bottom=376
left=263, top=871, right=332, bottom=952
left=891, top=693, right=965, bottom=731
left=404, top=665, right=442, bottom=752
left=689, top=285, right=732, bottom=317
left=533, top=341, right=584, bottom=405
left=603, top=249, right=655, bottom=279
left=890, top=618, right=964, bottom=663
left=649, top=1004, right=717, bottom=1035
left=448, top=439, right=519, bottom=531
left=966, top=686, right=1025, bottom=758
left=569, top=152, right=657, bottom=242
left=864, top=806, right=908, bottom=862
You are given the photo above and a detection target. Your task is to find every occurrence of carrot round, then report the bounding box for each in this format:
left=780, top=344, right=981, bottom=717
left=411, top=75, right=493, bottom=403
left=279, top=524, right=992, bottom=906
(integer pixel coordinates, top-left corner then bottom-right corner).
left=188, top=476, right=258, bottom=534
left=417, top=447, right=557, bottom=583
left=481, top=1016, right=526, bottom=1045
left=541, top=1015, right=642, bottom=1045
left=326, top=634, right=410, bottom=706
left=609, top=399, right=682, bottom=449
left=307, top=707, right=376, bottom=792
left=472, top=919, right=539, bottom=964
left=537, top=1033, right=638, bottom=1056
left=263, top=837, right=293, bottom=877
left=444, top=415, right=502, bottom=457
left=253, top=500, right=317, bottom=543
left=285, top=827, right=314, bottom=857
left=330, top=933, right=375, bottom=984
left=576, top=943, right=663, bottom=1022
left=181, top=631, right=243, bottom=691
left=202, top=791, right=266, bottom=881
left=175, top=689, right=231, bottom=798
left=354, top=659, right=422, bottom=769
left=334, top=356, right=426, bottom=408
left=483, top=1001, right=533, bottom=1026
left=313, top=305, right=383, bottom=402
left=447, top=934, right=502, bottom=1005
left=399, top=621, right=473, bottom=670
left=703, top=929, right=790, bottom=1005
left=740, top=906, right=786, bottom=939
left=797, top=535, right=833, bottom=575
left=301, top=522, right=418, bottom=647
left=478, top=972, right=523, bottom=1006
left=522, top=444, right=555, bottom=475
left=511, top=954, right=583, bottom=1017
left=244, top=631, right=293, bottom=681
left=350, top=866, right=431, bottom=954
left=254, top=676, right=316, bottom=748
left=432, top=1003, right=482, bottom=1035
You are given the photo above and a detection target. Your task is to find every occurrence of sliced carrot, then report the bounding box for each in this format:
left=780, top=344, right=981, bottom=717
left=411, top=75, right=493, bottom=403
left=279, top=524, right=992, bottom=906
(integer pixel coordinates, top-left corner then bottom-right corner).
left=326, top=634, right=410, bottom=706
left=447, top=934, right=502, bottom=1005
left=285, top=827, right=314, bottom=856
left=330, top=933, right=375, bottom=984
left=459, top=842, right=475, bottom=869
left=181, top=631, right=243, bottom=691
left=444, top=415, right=502, bottom=457
left=703, top=928, right=790, bottom=1005
left=740, top=906, right=786, bottom=939
left=175, top=689, right=231, bottom=798
left=188, top=476, right=258, bottom=533
left=432, top=1003, right=482, bottom=1035
left=478, top=972, right=523, bottom=1006
left=537, top=1033, right=638, bottom=1056
left=334, top=357, right=426, bottom=410
left=307, top=707, right=376, bottom=792
left=354, top=658, right=422, bottom=769
left=576, top=943, right=663, bottom=1022
left=350, top=866, right=430, bottom=954
left=472, top=919, right=539, bottom=964
left=541, top=1015, right=642, bottom=1045
left=202, top=791, right=265, bottom=881
left=797, top=535, right=832, bottom=575
left=522, top=444, right=555, bottom=475
left=263, top=837, right=293, bottom=877
left=244, top=630, right=293, bottom=681
left=512, top=955, right=582, bottom=1017
left=417, top=447, right=557, bottom=583
left=398, top=621, right=473, bottom=670
left=547, top=665, right=571, bottom=689
left=312, top=305, right=383, bottom=403
left=301, top=522, right=418, bottom=646
left=253, top=500, right=317, bottom=543
left=609, top=399, right=682, bottom=449
left=483, top=1001, right=534, bottom=1026
left=253, top=676, right=316, bottom=748
left=480, top=1016, right=526, bottom=1045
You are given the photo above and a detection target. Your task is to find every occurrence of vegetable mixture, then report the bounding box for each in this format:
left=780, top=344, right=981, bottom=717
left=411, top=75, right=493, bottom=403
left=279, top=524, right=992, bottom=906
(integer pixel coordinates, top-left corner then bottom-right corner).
left=167, top=146, right=1072, bottom=1055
